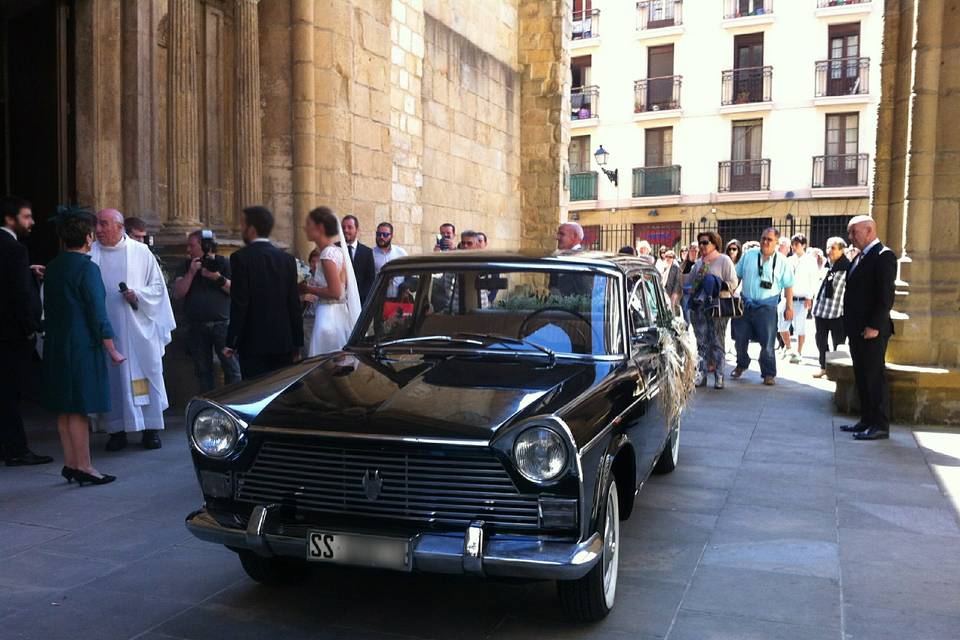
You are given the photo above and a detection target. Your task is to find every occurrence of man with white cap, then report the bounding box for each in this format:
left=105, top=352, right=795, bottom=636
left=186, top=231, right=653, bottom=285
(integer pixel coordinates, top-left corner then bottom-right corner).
left=839, top=215, right=897, bottom=440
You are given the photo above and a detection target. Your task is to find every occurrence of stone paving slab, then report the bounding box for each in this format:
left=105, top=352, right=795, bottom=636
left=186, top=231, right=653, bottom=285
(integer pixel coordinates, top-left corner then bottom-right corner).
left=1, top=353, right=959, bottom=639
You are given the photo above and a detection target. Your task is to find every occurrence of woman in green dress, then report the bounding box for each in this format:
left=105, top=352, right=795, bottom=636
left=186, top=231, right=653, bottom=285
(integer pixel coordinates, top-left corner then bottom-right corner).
left=41, top=210, right=125, bottom=486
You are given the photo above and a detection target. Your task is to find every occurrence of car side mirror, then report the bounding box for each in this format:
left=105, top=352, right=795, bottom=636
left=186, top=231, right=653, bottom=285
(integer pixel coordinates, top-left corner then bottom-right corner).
left=631, top=326, right=660, bottom=350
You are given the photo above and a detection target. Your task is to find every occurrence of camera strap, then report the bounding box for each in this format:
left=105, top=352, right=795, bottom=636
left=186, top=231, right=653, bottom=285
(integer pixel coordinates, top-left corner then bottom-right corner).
left=758, top=251, right=777, bottom=282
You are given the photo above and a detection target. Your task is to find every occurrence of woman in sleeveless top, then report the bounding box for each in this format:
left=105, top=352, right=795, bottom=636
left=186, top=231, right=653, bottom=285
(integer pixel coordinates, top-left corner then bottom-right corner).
left=301, top=207, right=362, bottom=356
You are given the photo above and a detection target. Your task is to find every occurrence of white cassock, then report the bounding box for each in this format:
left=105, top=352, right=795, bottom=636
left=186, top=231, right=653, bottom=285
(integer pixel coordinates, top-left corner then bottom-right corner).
left=90, top=236, right=176, bottom=433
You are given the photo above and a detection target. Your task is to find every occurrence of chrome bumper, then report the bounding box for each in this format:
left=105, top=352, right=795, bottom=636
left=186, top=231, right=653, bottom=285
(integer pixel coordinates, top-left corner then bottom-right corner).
left=185, top=507, right=601, bottom=580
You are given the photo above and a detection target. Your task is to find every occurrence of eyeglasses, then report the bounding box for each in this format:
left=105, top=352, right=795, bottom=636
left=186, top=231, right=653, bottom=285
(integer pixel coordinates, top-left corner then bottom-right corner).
left=761, top=237, right=776, bottom=243
left=375, top=231, right=391, bottom=237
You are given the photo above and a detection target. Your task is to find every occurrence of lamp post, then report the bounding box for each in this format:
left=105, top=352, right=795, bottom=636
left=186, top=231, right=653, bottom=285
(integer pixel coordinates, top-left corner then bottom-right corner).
left=594, top=145, right=618, bottom=186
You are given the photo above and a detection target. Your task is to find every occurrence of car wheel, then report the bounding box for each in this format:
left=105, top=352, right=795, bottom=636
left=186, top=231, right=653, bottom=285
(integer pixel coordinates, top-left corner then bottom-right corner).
left=238, top=549, right=308, bottom=585
left=653, top=423, right=680, bottom=474
left=557, top=478, right=620, bottom=622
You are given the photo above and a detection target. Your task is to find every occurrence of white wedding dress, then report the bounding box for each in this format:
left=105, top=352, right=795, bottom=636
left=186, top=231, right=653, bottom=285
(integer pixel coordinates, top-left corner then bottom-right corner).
left=307, top=241, right=362, bottom=357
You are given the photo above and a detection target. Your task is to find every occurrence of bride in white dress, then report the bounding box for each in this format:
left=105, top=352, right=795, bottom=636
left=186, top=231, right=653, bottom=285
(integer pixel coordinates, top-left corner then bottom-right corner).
left=301, top=207, right=362, bottom=357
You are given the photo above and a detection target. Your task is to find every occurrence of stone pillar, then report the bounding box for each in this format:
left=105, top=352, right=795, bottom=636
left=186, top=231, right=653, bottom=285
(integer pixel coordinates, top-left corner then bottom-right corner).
left=235, top=0, right=263, bottom=223
left=290, top=0, right=315, bottom=257
left=121, top=1, right=158, bottom=223
left=518, top=0, right=571, bottom=252
left=167, top=0, right=201, bottom=226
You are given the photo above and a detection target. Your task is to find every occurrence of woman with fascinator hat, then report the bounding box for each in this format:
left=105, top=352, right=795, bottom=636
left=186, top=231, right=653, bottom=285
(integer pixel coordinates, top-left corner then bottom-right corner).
left=300, top=206, right=362, bottom=357
left=41, top=206, right=125, bottom=486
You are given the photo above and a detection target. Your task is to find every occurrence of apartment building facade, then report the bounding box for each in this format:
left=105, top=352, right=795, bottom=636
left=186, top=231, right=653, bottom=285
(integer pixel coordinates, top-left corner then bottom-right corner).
left=565, top=0, right=881, bottom=252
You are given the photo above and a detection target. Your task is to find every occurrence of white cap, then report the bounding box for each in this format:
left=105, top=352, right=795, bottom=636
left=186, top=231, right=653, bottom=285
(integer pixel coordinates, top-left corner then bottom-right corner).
left=847, top=214, right=874, bottom=228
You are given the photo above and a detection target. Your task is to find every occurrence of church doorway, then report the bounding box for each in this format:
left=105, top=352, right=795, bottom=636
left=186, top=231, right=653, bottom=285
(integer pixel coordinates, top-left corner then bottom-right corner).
left=0, top=0, right=74, bottom=263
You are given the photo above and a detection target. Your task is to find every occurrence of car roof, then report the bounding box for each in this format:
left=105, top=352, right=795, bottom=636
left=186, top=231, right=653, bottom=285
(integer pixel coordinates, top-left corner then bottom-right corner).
left=382, top=248, right=657, bottom=274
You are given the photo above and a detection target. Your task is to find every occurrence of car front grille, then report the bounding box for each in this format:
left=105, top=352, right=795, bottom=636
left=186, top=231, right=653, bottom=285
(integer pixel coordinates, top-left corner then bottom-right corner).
left=234, top=440, right=542, bottom=531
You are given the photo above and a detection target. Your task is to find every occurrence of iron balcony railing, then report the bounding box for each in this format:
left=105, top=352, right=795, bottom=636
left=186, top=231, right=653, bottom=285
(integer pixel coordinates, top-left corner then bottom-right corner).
left=636, top=0, right=683, bottom=30
left=571, top=85, right=599, bottom=120
left=815, top=57, right=870, bottom=97
left=812, top=154, right=869, bottom=188
left=719, top=159, right=771, bottom=192
left=721, top=66, right=773, bottom=105
left=817, top=0, right=870, bottom=7
left=633, top=166, right=681, bottom=197
left=634, top=76, right=682, bottom=112
left=572, top=8, right=600, bottom=40
left=570, top=171, right=599, bottom=200
left=724, top=0, right=773, bottom=19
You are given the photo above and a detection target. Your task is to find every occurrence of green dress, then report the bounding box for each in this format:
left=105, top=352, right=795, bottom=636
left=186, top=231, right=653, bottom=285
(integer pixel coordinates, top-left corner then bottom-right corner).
left=41, top=251, right=115, bottom=414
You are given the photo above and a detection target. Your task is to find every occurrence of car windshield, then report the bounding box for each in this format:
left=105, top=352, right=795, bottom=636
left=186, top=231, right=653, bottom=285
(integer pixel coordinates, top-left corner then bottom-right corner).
left=352, top=267, right=624, bottom=357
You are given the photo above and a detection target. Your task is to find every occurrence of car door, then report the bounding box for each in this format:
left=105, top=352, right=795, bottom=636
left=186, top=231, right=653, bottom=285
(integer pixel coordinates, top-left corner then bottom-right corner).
left=625, top=271, right=663, bottom=473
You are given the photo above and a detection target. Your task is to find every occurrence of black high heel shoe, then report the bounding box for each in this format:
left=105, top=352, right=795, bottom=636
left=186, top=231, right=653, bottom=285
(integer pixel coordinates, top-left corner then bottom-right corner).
left=60, top=466, right=77, bottom=483
left=73, top=470, right=117, bottom=486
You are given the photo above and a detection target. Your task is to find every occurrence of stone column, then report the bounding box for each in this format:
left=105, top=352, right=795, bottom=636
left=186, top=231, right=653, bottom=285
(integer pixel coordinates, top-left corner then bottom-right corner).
left=518, top=0, right=571, bottom=252
left=167, top=0, right=201, bottom=226
left=290, top=0, right=315, bottom=257
left=235, top=0, right=263, bottom=222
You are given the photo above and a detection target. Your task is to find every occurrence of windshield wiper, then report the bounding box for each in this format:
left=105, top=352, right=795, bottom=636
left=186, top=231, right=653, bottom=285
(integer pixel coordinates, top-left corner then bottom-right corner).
left=453, top=332, right=557, bottom=365
left=372, top=335, right=484, bottom=357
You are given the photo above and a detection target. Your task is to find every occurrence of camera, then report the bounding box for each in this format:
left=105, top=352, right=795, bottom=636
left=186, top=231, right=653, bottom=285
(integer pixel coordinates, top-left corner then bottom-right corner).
left=760, top=280, right=773, bottom=289
left=201, top=255, right=220, bottom=272
left=435, top=233, right=450, bottom=251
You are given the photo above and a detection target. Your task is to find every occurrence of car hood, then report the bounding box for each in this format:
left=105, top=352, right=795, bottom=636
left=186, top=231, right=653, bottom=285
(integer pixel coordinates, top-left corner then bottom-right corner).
left=205, top=352, right=614, bottom=442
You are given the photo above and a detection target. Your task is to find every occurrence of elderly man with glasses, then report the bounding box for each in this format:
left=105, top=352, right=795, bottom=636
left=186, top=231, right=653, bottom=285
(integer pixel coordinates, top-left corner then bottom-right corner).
left=731, top=227, right=795, bottom=386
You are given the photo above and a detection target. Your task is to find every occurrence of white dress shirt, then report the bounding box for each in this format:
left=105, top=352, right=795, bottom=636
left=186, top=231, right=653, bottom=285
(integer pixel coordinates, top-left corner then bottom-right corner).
left=373, top=244, right=408, bottom=297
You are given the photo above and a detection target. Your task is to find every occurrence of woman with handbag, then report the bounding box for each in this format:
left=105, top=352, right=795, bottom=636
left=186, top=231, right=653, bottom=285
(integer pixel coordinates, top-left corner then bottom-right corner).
left=682, top=231, right=739, bottom=389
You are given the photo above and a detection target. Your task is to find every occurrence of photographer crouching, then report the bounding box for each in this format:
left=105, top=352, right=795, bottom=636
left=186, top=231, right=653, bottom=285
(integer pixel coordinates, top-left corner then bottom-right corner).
left=172, top=230, right=240, bottom=392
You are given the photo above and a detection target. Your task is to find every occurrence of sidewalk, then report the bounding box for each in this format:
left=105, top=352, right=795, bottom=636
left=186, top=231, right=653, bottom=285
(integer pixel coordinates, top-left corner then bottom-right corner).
left=0, top=350, right=958, bottom=640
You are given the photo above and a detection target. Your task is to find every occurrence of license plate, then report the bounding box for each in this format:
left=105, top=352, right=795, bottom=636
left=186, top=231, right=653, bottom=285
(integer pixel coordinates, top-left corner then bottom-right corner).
left=307, top=531, right=411, bottom=572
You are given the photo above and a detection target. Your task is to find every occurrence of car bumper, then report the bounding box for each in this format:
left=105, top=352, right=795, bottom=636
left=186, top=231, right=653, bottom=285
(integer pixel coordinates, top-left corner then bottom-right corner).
left=185, top=507, right=602, bottom=580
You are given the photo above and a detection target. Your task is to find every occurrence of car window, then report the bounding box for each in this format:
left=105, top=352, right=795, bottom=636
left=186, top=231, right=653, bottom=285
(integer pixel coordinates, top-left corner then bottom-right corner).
left=641, top=273, right=663, bottom=326
left=628, top=279, right=654, bottom=332
left=358, top=267, right=623, bottom=356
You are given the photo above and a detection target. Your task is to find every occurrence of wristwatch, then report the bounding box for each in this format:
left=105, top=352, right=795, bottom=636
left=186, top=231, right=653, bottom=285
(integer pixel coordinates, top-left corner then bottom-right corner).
left=216, top=275, right=227, bottom=287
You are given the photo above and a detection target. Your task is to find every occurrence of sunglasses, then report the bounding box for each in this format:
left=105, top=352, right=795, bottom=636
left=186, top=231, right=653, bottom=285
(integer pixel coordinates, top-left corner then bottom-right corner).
left=698, top=240, right=711, bottom=246
left=375, top=231, right=391, bottom=237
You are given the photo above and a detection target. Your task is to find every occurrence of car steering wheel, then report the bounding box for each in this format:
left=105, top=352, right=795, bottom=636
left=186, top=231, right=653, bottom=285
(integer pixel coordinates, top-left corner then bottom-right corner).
left=518, top=307, right=591, bottom=349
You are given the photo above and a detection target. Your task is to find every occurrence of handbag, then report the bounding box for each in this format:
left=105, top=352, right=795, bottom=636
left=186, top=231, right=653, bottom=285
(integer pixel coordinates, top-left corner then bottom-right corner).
left=710, top=288, right=744, bottom=319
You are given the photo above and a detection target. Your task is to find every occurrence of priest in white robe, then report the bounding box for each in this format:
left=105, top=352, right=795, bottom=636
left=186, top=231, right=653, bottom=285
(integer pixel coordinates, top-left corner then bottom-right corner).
left=90, top=209, right=176, bottom=451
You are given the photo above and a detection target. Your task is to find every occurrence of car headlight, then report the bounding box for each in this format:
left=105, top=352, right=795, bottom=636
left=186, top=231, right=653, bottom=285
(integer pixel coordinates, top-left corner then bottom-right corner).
left=513, top=426, right=568, bottom=482
left=192, top=408, right=239, bottom=458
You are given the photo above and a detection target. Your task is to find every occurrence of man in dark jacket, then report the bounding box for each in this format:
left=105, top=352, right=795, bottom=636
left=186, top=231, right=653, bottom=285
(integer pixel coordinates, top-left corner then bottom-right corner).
left=0, top=196, right=52, bottom=465
left=840, top=215, right=897, bottom=441
left=224, top=206, right=303, bottom=379
left=341, top=214, right=376, bottom=304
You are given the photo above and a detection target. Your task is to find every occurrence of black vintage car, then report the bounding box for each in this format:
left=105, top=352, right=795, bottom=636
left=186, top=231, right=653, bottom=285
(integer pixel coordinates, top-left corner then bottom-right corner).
left=185, top=249, right=686, bottom=621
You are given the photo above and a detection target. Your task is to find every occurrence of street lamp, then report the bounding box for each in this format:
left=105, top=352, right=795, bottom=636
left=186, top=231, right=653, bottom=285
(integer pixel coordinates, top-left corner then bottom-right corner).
left=594, top=145, right=618, bottom=186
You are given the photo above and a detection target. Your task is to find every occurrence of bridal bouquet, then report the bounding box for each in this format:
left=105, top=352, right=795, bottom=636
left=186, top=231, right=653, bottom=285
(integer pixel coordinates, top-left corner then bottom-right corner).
left=295, top=258, right=313, bottom=284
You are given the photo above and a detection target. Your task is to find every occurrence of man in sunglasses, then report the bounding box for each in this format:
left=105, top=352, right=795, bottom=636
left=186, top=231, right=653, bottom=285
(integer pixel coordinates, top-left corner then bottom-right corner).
left=731, top=227, right=795, bottom=385
left=372, top=222, right=407, bottom=299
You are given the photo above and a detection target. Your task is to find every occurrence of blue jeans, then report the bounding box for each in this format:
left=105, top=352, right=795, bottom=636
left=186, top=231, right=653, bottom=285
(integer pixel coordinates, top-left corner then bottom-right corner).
left=733, top=303, right=778, bottom=379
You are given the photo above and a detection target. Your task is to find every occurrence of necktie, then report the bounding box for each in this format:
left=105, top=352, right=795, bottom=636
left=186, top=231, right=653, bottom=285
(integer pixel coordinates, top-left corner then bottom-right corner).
left=349, top=245, right=355, bottom=262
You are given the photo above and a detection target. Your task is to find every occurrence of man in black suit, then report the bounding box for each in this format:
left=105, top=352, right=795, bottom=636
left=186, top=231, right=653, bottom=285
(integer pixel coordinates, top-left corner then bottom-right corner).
left=840, top=215, right=897, bottom=441
left=224, top=206, right=303, bottom=380
left=0, top=196, right=52, bottom=466
left=341, top=214, right=376, bottom=304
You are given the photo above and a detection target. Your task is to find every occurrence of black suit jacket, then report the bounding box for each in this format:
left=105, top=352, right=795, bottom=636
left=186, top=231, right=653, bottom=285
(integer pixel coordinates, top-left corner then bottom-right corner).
left=348, top=242, right=376, bottom=304
left=0, top=230, right=41, bottom=342
left=842, top=241, right=897, bottom=337
left=227, top=241, right=304, bottom=356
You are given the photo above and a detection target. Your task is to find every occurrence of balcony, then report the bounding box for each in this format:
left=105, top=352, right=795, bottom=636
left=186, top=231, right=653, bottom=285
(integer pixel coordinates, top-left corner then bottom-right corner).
left=570, top=171, right=598, bottom=201
left=720, top=66, right=772, bottom=113
left=571, top=9, right=600, bottom=49
left=571, top=85, right=599, bottom=127
left=814, top=57, right=870, bottom=105
left=815, top=0, right=873, bottom=19
left=636, top=1, right=684, bottom=41
left=633, top=166, right=681, bottom=198
left=722, top=0, right=774, bottom=28
left=634, top=76, right=682, bottom=120
left=812, top=154, right=869, bottom=192
left=718, top=159, right=770, bottom=193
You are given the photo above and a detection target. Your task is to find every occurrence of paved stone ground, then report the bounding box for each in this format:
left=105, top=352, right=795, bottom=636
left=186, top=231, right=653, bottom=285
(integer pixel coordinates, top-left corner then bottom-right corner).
left=2, top=349, right=959, bottom=640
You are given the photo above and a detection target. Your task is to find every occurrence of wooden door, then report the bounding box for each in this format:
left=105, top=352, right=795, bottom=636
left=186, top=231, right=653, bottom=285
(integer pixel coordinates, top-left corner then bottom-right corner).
left=828, top=23, right=861, bottom=96
left=647, top=45, right=674, bottom=109
left=733, top=33, right=764, bottom=101
left=825, top=113, right=859, bottom=186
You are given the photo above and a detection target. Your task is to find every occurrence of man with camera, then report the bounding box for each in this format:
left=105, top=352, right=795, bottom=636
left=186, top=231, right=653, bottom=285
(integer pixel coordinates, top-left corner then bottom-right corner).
left=731, top=227, right=795, bottom=386
left=172, top=229, right=240, bottom=392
